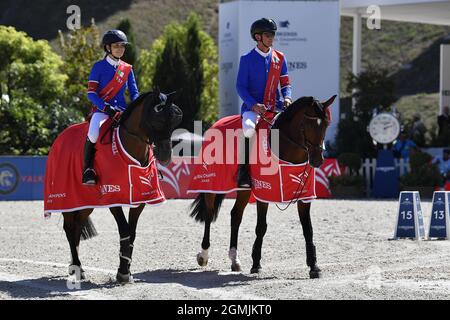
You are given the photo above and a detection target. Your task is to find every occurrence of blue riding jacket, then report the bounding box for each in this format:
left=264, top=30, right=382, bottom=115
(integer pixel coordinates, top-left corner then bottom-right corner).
left=236, top=47, right=292, bottom=115
left=87, top=56, right=139, bottom=113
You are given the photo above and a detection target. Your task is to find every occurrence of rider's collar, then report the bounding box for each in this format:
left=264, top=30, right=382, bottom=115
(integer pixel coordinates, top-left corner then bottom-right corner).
left=106, top=55, right=120, bottom=67
left=255, top=46, right=272, bottom=58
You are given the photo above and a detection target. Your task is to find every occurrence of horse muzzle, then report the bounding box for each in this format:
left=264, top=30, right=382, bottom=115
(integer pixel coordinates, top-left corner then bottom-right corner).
left=308, top=149, right=324, bottom=168
left=153, top=139, right=172, bottom=166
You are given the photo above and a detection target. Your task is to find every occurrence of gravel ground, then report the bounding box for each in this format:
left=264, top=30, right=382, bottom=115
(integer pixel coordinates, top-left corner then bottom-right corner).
left=1, top=199, right=450, bottom=300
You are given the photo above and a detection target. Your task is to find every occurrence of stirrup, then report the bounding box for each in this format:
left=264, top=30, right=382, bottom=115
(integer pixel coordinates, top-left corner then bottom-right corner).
left=82, top=168, right=97, bottom=185
left=237, top=178, right=251, bottom=188
left=238, top=180, right=251, bottom=188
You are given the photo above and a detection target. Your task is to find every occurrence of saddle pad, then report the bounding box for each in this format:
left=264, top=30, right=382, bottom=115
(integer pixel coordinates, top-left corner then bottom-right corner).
left=44, top=120, right=165, bottom=213
left=187, top=115, right=316, bottom=203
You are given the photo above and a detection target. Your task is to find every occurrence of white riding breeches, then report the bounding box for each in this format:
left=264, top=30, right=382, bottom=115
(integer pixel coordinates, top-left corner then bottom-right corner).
left=87, top=112, right=109, bottom=143
left=242, top=111, right=260, bottom=138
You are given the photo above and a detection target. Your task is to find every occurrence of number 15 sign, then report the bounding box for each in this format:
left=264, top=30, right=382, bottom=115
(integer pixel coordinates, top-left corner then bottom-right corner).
left=393, top=191, right=426, bottom=240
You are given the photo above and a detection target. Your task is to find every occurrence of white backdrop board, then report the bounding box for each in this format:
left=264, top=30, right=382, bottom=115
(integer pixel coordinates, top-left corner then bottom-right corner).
left=440, top=44, right=450, bottom=113
left=219, top=0, right=340, bottom=143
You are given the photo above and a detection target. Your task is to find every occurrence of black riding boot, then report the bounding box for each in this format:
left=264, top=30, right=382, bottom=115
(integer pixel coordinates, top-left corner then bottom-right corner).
left=82, top=138, right=97, bottom=185
left=237, top=137, right=251, bottom=188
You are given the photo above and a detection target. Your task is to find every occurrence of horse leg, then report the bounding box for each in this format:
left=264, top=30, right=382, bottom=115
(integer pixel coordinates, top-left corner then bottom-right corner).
left=128, top=204, right=145, bottom=273
left=229, top=190, right=251, bottom=272
left=298, top=201, right=321, bottom=279
left=197, top=193, right=216, bottom=267
left=110, top=207, right=132, bottom=283
left=250, top=201, right=269, bottom=274
left=63, top=209, right=92, bottom=280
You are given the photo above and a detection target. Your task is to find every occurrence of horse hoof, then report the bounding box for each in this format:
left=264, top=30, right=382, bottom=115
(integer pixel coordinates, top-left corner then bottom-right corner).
left=309, top=266, right=321, bottom=279
left=231, top=261, right=241, bottom=272
left=68, top=265, right=86, bottom=281
left=250, top=265, right=261, bottom=274
left=197, top=253, right=208, bottom=267
left=116, top=271, right=133, bottom=284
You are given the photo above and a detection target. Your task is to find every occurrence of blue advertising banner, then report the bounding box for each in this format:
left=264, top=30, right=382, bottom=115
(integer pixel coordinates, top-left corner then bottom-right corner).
left=0, top=156, right=47, bottom=200
left=372, top=149, right=399, bottom=198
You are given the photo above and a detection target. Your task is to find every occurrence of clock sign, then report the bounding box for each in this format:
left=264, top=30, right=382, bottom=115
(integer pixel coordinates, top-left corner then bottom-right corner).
left=369, top=113, right=400, bottom=144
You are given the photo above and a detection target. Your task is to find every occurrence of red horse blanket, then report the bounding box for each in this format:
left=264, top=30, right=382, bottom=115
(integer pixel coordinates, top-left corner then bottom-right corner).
left=187, top=115, right=316, bottom=203
left=44, top=120, right=165, bottom=213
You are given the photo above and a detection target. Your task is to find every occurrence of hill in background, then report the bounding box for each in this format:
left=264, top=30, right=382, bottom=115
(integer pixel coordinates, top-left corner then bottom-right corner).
left=0, top=0, right=219, bottom=50
left=2, top=0, right=450, bottom=134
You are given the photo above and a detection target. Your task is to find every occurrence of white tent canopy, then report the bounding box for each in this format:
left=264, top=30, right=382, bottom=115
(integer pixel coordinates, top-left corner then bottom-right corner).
left=342, top=0, right=450, bottom=26
left=341, top=0, right=450, bottom=112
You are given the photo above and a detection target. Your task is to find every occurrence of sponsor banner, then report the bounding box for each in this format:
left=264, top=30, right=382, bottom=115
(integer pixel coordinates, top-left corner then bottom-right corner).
left=0, top=157, right=46, bottom=200
left=163, top=157, right=340, bottom=200
left=0, top=156, right=342, bottom=201
left=440, top=45, right=450, bottom=113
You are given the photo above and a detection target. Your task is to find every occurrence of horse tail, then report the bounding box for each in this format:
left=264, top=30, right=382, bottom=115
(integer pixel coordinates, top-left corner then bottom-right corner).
left=189, top=193, right=225, bottom=223
left=80, top=217, right=98, bottom=241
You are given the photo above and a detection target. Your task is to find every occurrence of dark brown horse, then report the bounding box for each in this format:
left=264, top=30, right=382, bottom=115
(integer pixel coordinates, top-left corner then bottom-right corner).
left=58, top=89, right=182, bottom=283
left=189, top=95, right=336, bottom=278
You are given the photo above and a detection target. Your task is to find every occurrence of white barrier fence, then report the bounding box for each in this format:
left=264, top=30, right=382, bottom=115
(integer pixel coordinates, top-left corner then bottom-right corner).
left=358, top=158, right=410, bottom=194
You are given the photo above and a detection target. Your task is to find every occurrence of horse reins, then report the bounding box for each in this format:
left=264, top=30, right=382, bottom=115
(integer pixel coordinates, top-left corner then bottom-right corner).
left=98, top=112, right=152, bottom=167
left=261, top=103, right=326, bottom=211
left=262, top=107, right=326, bottom=156
left=275, top=165, right=312, bottom=212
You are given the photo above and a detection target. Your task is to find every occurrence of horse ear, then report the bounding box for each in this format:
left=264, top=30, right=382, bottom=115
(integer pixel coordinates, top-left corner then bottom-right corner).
left=322, top=95, right=337, bottom=108
left=153, top=86, right=160, bottom=96
left=166, top=93, right=173, bottom=107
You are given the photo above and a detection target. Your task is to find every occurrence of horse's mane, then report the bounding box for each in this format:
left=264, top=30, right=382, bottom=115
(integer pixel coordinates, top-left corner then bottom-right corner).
left=119, top=91, right=153, bottom=125
left=273, top=96, right=315, bottom=128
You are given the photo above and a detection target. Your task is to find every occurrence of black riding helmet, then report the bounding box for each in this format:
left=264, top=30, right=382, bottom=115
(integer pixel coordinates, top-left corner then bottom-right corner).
left=250, top=18, right=277, bottom=41
left=102, top=29, right=129, bottom=52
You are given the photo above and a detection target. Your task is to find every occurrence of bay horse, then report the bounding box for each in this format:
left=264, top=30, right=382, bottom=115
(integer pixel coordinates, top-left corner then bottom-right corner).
left=189, top=95, right=336, bottom=279
left=49, top=89, right=182, bottom=283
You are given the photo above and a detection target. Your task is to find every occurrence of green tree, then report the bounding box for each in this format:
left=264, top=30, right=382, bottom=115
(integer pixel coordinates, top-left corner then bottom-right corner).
left=0, top=26, right=69, bottom=155
left=58, top=19, right=103, bottom=116
left=138, top=13, right=219, bottom=131
left=347, top=66, right=396, bottom=124
left=115, top=18, right=137, bottom=66
left=336, top=67, right=397, bottom=157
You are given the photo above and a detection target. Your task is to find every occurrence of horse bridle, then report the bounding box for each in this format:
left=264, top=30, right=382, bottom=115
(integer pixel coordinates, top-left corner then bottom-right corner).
left=119, top=93, right=171, bottom=155
left=272, top=100, right=327, bottom=211
left=275, top=101, right=327, bottom=154
left=121, top=93, right=172, bottom=146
